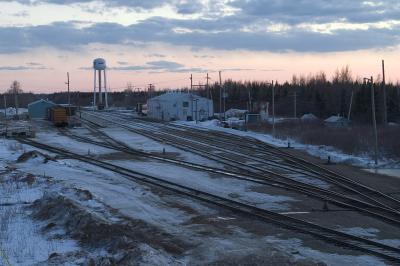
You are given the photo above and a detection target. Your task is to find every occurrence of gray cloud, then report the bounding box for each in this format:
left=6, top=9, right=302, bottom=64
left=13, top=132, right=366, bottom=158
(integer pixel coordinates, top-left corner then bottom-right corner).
left=228, top=0, right=400, bottom=24
left=0, top=4, right=399, bottom=55
left=112, top=60, right=184, bottom=71
left=12, top=0, right=400, bottom=24
left=145, top=53, right=167, bottom=58
left=0, top=64, right=48, bottom=70
left=90, top=60, right=208, bottom=73
left=10, top=0, right=197, bottom=11
left=26, top=62, right=43, bottom=66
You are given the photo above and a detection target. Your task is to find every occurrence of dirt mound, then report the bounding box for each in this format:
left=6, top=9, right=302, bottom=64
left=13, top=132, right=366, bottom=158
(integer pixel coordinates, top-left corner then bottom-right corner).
left=17, top=150, right=55, bottom=163
left=31, top=192, right=189, bottom=265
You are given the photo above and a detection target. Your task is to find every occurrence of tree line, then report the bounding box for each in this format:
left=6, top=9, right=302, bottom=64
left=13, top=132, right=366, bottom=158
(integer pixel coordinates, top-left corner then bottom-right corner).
left=1, top=67, right=399, bottom=123
left=200, top=67, right=400, bottom=124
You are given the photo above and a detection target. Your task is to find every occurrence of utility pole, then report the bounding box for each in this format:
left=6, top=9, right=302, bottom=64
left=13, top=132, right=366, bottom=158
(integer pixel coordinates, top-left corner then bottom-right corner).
left=77, top=91, right=81, bottom=117
left=348, top=90, right=354, bottom=121
left=3, top=94, right=6, bottom=115
left=3, top=94, right=7, bottom=118
left=248, top=90, right=252, bottom=112
left=382, top=60, right=387, bottom=125
left=194, top=99, right=199, bottom=124
left=206, top=73, right=211, bottom=99
left=272, top=80, right=275, bottom=136
left=294, top=91, right=297, bottom=118
left=11, top=81, right=19, bottom=118
left=66, top=72, right=70, bottom=106
left=219, top=71, right=222, bottom=120
left=148, top=84, right=155, bottom=100
left=364, top=77, right=379, bottom=166
left=3, top=94, right=7, bottom=133
left=190, top=74, right=193, bottom=93
left=66, top=72, right=71, bottom=116
left=370, top=76, right=378, bottom=166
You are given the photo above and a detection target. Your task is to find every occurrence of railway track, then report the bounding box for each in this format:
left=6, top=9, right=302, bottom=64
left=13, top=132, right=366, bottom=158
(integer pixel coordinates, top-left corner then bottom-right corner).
left=15, top=137, right=400, bottom=263
left=83, top=111, right=400, bottom=212
left=62, top=119, right=400, bottom=227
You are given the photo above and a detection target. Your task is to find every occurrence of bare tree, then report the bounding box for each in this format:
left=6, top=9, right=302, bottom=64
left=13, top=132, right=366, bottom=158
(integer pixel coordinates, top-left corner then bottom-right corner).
left=8, top=81, right=22, bottom=117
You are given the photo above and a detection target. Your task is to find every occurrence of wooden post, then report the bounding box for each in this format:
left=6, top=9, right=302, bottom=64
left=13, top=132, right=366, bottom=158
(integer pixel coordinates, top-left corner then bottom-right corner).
left=190, top=74, right=193, bottom=93
left=3, top=94, right=7, bottom=118
left=206, top=73, right=209, bottom=99
left=347, top=90, right=354, bottom=120
left=219, top=71, right=222, bottom=120
left=382, top=60, right=387, bottom=125
left=272, top=80, right=275, bottom=136
left=294, top=91, right=297, bottom=118
left=370, top=76, right=378, bottom=165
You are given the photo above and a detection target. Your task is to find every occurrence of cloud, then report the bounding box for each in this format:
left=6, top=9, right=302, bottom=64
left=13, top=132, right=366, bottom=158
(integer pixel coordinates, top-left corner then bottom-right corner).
left=26, top=62, right=43, bottom=66
left=145, top=53, right=166, bottom=58
left=106, top=60, right=208, bottom=73
left=112, top=60, right=184, bottom=71
left=228, top=0, right=400, bottom=24
left=0, top=9, right=399, bottom=54
left=0, top=64, right=48, bottom=70
left=12, top=0, right=190, bottom=11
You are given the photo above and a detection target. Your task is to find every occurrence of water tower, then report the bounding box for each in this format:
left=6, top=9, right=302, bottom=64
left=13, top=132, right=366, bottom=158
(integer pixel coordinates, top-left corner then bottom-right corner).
left=93, top=58, right=108, bottom=109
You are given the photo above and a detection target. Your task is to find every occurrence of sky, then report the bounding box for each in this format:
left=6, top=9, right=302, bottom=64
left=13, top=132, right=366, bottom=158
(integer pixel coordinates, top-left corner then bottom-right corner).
left=0, top=0, right=399, bottom=93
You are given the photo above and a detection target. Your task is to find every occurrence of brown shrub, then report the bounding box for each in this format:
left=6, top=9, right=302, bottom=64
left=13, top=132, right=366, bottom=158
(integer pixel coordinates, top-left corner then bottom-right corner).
left=248, top=121, right=400, bottom=159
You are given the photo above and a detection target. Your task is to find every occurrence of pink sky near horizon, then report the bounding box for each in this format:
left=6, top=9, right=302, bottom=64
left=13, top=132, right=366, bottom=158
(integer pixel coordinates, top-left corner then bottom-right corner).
left=0, top=44, right=399, bottom=94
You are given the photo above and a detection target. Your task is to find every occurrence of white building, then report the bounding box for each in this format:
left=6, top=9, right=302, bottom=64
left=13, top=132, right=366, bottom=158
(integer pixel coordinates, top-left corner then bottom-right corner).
left=147, top=92, right=213, bottom=121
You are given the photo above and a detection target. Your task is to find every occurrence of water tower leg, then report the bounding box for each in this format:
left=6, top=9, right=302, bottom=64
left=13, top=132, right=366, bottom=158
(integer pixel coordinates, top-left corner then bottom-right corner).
left=93, top=69, right=97, bottom=108
left=104, top=70, right=108, bottom=109
left=98, top=70, right=103, bottom=105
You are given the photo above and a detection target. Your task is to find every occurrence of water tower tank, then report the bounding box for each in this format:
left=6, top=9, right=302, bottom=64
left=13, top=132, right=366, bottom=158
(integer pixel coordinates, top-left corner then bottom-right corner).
left=93, top=58, right=106, bottom=70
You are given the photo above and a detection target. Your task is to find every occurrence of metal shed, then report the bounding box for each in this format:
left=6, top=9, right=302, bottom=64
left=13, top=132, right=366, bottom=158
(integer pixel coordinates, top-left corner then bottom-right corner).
left=147, top=92, right=213, bottom=121
left=28, top=99, right=56, bottom=119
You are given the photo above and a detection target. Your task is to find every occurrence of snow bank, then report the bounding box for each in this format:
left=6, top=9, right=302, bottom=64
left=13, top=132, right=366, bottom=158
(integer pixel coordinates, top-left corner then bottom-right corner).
left=174, top=120, right=398, bottom=168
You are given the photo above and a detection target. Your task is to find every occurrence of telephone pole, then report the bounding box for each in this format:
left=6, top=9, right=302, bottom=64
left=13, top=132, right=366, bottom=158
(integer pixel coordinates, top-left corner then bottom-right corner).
left=348, top=90, right=354, bottom=120
left=148, top=84, right=155, bottom=99
left=66, top=72, right=70, bottom=106
left=272, top=80, right=275, bottom=136
left=11, top=81, right=19, bottom=118
left=190, top=74, right=193, bottom=93
left=3, top=94, right=7, bottom=118
left=66, top=72, right=72, bottom=117
left=219, top=71, right=222, bottom=119
left=206, top=73, right=211, bottom=99
left=382, top=60, right=387, bottom=125
left=293, top=91, right=297, bottom=118
left=364, top=76, right=379, bottom=166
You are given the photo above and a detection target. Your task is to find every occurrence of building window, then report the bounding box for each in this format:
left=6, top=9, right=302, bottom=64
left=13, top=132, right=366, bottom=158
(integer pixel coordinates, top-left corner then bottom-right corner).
left=183, top=101, right=189, bottom=107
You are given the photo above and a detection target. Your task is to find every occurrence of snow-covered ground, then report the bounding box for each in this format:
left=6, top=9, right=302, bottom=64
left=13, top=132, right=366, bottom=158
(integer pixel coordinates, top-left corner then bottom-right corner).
left=35, top=130, right=114, bottom=156
left=111, top=160, right=297, bottom=211
left=100, top=126, right=223, bottom=168
left=0, top=107, right=28, bottom=116
left=0, top=133, right=395, bottom=265
left=174, top=120, right=399, bottom=169
left=0, top=140, right=79, bottom=265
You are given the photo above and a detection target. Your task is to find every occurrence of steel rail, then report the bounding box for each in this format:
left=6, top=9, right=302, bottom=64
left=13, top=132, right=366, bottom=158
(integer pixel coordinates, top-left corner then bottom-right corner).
left=66, top=120, right=400, bottom=226
left=16, top=137, right=400, bottom=263
left=86, top=111, right=400, bottom=212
